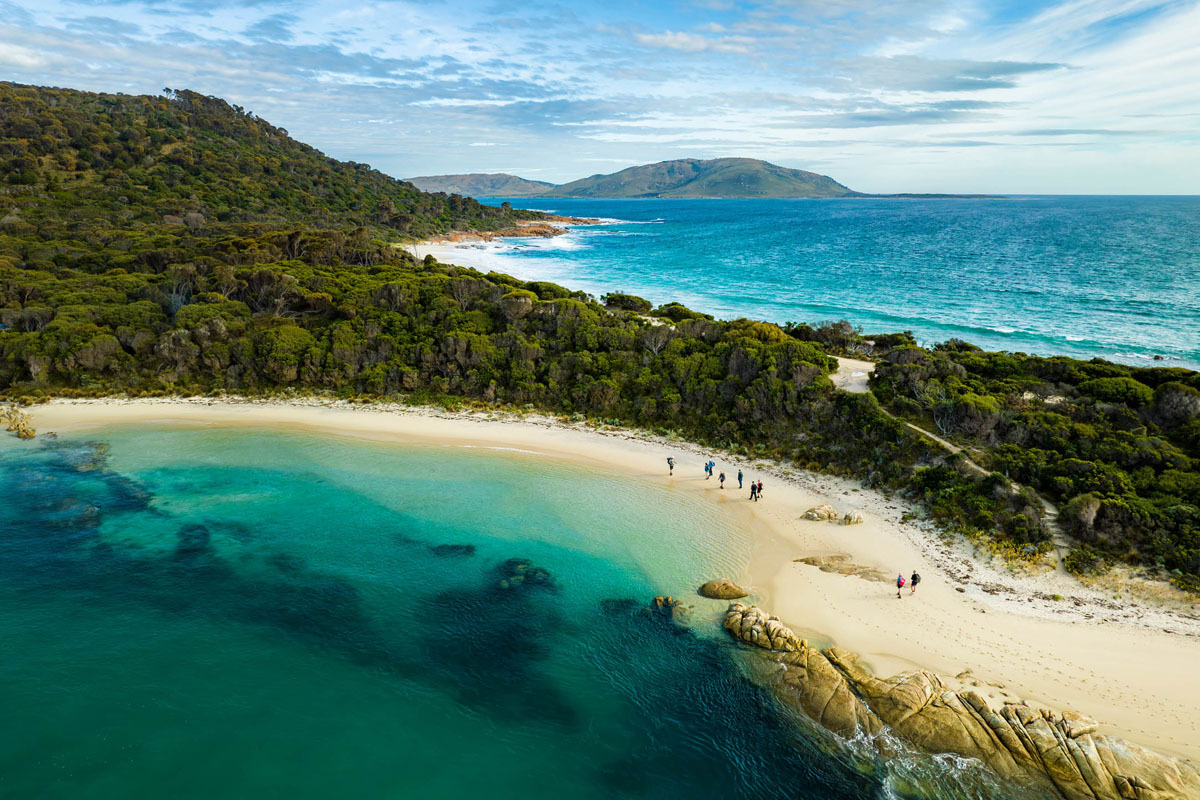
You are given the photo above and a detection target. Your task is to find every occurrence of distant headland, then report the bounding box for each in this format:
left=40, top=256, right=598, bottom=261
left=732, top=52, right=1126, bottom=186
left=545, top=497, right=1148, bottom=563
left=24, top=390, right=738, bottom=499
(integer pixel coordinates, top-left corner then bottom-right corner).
left=407, top=158, right=995, bottom=199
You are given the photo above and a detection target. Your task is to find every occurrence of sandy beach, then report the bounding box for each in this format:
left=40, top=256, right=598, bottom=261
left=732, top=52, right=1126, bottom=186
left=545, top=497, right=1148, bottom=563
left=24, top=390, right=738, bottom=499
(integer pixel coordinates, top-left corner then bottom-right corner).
left=21, top=397, right=1200, bottom=764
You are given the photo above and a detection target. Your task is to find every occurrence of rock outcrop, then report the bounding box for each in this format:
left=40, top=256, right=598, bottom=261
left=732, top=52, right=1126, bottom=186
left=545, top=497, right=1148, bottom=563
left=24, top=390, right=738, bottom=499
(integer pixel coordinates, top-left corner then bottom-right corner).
left=803, top=504, right=838, bottom=521
left=2, top=406, right=36, bottom=439
left=723, top=603, right=1200, bottom=800
left=698, top=578, right=749, bottom=599
left=842, top=510, right=864, bottom=525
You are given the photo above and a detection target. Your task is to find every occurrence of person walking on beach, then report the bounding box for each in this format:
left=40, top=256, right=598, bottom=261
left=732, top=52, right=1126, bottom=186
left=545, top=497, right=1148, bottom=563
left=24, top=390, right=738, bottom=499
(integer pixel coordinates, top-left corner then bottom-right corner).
left=756, top=480, right=763, bottom=499
left=737, top=469, right=744, bottom=489
left=896, top=573, right=906, bottom=599
left=667, top=457, right=675, bottom=476
left=749, top=482, right=758, bottom=502
left=719, top=471, right=726, bottom=489
left=910, top=571, right=921, bottom=595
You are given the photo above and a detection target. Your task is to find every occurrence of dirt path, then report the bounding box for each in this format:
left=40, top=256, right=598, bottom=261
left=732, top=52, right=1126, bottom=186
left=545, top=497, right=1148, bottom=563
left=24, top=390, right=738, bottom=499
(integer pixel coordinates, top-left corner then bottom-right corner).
left=833, top=357, right=1069, bottom=560
left=831, top=356, right=874, bottom=393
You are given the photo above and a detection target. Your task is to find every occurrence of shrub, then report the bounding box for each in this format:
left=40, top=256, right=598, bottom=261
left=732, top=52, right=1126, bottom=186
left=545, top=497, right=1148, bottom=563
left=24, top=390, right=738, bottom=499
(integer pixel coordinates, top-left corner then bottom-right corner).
left=1077, top=376, right=1153, bottom=407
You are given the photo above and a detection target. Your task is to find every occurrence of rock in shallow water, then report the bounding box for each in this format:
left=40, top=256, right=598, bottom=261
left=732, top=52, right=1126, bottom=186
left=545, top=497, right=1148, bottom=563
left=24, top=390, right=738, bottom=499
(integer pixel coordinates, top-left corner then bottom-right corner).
left=698, top=578, right=749, bottom=599
left=723, top=603, right=1200, bottom=800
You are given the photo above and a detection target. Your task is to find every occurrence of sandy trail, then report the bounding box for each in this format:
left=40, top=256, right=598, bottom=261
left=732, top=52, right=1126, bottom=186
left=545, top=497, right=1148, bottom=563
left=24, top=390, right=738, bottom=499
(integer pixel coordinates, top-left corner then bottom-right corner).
left=21, top=398, right=1200, bottom=763
left=831, top=356, right=874, bottom=393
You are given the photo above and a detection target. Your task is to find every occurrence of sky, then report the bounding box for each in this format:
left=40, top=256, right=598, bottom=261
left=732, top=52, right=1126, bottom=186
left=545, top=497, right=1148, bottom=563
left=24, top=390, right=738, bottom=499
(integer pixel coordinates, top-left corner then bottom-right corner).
left=1, top=0, right=1198, bottom=193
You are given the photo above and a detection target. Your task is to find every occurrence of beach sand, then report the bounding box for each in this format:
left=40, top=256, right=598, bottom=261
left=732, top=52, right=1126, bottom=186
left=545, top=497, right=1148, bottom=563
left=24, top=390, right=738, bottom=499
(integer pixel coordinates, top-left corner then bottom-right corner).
left=22, top=398, right=1200, bottom=763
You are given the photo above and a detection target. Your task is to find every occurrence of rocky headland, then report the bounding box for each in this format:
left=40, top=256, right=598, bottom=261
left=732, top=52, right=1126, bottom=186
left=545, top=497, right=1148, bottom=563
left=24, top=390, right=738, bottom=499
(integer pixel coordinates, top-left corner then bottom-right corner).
left=723, top=603, right=1200, bottom=800
left=416, top=215, right=599, bottom=247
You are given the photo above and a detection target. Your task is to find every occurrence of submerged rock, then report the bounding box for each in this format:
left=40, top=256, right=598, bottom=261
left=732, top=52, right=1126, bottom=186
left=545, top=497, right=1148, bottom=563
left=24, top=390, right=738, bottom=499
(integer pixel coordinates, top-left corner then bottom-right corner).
left=723, top=603, right=1200, bottom=800
left=649, top=595, right=691, bottom=627
left=430, top=543, right=476, bottom=558
left=802, top=504, right=838, bottom=521
left=494, top=557, right=555, bottom=591
left=698, top=578, right=749, bottom=600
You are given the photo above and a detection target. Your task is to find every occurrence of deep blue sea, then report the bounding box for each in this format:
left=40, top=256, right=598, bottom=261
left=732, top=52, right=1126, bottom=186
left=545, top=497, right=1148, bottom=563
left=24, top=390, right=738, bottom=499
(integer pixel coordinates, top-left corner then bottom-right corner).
left=434, top=197, right=1200, bottom=369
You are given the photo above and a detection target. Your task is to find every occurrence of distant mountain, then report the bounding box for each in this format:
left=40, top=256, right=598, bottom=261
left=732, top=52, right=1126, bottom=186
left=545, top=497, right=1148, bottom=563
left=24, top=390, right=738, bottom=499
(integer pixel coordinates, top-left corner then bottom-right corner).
left=407, top=158, right=858, bottom=199
left=548, top=158, right=857, bottom=199
left=407, top=173, right=555, bottom=197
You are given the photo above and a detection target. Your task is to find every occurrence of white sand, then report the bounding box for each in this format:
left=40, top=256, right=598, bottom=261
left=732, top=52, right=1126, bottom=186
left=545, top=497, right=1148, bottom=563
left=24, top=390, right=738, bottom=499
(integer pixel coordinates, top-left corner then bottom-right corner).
left=22, top=398, right=1200, bottom=762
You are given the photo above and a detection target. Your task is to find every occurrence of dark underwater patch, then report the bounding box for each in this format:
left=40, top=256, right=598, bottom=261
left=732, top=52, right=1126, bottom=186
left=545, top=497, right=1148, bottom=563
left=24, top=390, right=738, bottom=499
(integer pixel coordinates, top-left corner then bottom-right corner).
left=429, top=543, right=476, bottom=557
left=0, top=443, right=582, bottom=733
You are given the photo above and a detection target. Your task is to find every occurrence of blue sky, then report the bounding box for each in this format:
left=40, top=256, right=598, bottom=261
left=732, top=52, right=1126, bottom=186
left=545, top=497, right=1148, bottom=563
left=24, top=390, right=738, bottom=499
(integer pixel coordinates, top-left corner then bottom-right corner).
left=1, top=0, right=1197, bottom=193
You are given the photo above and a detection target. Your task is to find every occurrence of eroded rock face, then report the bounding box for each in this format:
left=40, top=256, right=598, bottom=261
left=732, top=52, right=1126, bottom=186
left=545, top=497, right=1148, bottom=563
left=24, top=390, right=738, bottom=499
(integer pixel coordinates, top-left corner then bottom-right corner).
left=723, top=603, right=1200, bottom=800
left=698, top=578, right=749, bottom=599
left=803, top=504, right=838, bottom=521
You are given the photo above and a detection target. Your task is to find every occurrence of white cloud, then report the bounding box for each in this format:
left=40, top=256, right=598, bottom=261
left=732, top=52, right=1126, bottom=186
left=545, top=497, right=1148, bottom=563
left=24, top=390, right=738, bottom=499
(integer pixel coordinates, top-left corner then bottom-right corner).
left=0, top=0, right=1194, bottom=192
left=634, top=31, right=751, bottom=54
left=0, top=41, right=53, bottom=68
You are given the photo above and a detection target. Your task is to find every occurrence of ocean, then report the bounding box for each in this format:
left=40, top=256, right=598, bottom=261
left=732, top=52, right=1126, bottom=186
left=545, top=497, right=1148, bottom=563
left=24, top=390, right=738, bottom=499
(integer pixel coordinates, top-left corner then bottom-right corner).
left=424, top=196, right=1200, bottom=370
left=0, top=426, right=1033, bottom=799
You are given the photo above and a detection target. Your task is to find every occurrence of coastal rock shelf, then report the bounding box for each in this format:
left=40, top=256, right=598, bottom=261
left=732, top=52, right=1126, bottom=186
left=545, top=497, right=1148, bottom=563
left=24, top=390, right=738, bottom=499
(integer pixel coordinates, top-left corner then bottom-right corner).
left=723, top=603, right=1200, bottom=800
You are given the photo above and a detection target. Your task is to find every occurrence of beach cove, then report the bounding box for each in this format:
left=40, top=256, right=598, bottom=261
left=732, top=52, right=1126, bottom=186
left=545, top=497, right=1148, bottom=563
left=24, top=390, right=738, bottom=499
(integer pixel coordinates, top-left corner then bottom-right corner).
left=13, top=398, right=1200, bottom=784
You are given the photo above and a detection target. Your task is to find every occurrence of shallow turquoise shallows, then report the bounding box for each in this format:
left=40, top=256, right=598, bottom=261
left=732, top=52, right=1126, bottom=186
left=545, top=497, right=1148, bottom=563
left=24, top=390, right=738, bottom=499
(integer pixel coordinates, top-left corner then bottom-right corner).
left=460, top=197, right=1200, bottom=369
left=1, top=427, right=1034, bottom=799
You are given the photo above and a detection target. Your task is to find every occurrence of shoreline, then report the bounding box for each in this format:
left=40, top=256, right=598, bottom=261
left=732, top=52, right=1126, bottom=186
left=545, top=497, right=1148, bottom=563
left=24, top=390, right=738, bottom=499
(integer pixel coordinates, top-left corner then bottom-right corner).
left=409, top=215, right=601, bottom=249
left=17, top=396, right=1200, bottom=764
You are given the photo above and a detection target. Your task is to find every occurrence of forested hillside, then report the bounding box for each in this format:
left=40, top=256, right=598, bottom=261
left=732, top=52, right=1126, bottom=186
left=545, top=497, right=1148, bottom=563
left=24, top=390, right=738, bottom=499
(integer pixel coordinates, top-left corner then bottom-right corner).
left=0, top=82, right=538, bottom=238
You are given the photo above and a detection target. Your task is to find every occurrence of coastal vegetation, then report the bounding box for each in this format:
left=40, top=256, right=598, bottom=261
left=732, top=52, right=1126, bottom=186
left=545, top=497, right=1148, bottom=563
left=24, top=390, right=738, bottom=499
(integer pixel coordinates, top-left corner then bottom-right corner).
left=868, top=339, right=1200, bottom=590
left=2, top=81, right=1197, bottom=590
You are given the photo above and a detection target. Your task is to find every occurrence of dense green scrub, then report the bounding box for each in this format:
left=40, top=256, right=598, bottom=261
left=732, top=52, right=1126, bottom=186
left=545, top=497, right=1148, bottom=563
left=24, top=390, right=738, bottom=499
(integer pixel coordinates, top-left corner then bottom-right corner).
left=0, top=82, right=537, bottom=238
left=870, top=341, right=1200, bottom=589
left=2, top=81, right=1194, bottom=589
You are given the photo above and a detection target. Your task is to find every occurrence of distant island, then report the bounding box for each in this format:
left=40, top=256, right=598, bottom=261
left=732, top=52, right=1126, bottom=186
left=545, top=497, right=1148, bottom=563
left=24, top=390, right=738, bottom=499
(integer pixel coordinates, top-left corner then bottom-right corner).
left=405, top=172, right=557, bottom=198
left=410, top=158, right=859, bottom=199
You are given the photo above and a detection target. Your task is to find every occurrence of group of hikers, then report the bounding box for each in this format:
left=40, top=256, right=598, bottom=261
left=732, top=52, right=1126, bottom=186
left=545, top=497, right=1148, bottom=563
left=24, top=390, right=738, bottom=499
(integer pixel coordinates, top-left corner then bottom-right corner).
left=897, top=571, right=921, bottom=598
left=675, top=457, right=765, bottom=501
left=668, top=455, right=923, bottom=600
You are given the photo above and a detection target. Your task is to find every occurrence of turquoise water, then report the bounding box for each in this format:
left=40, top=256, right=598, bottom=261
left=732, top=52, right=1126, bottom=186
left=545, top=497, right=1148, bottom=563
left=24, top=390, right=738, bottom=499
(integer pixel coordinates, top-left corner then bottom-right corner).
left=455, top=197, right=1200, bottom=369
left=1, top=427, right=1042, bottom=799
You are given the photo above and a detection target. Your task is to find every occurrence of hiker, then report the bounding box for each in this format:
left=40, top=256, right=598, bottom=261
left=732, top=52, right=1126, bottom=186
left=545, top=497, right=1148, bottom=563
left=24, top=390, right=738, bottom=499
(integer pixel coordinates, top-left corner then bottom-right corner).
left=749, top=482, right=758, bottom=502
left=718, top=471, right=726, bottom=489
left=910, top=571, right=921, bottom=595
left=737, top=469, right=743, bottom=489
left=896, top=573, right=906, bottom=599
left=756, top=480, right=763, bottom=499
left=667, top=457, right=675, bottom=475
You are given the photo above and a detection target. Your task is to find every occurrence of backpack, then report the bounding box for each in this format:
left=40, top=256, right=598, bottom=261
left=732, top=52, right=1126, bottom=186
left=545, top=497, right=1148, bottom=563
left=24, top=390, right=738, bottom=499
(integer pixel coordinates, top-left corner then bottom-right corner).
left=912, top=573, right=921, bottom=584
left=898, top=576, right=906, bottom=587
